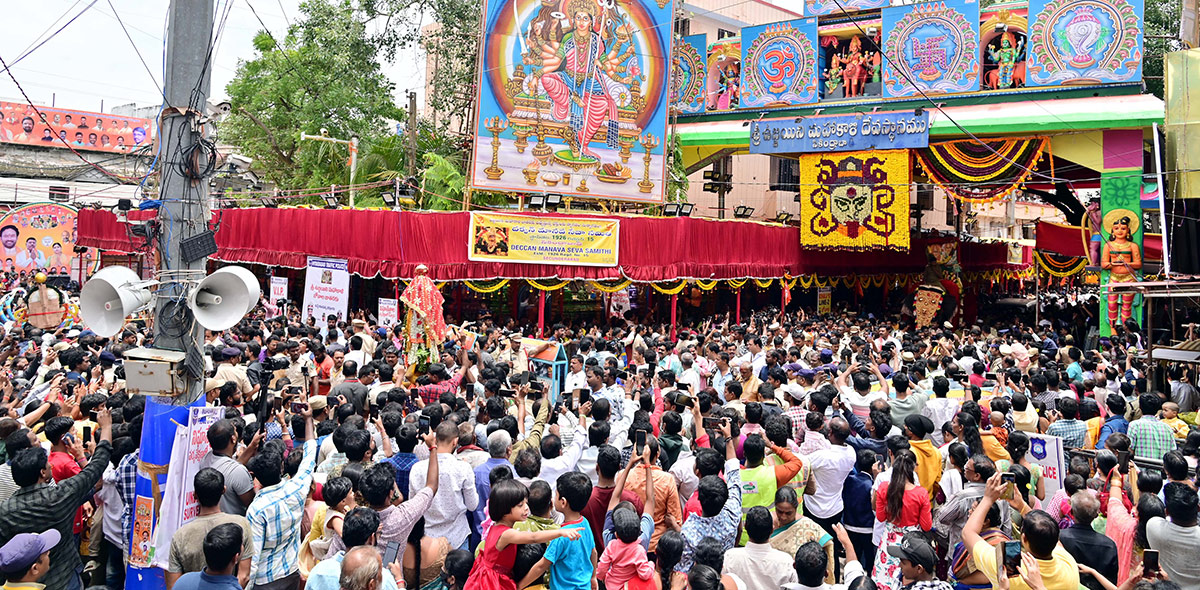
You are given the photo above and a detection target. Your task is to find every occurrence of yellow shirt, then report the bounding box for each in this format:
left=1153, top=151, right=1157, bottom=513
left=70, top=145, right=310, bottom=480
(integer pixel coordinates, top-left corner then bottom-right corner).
left=1162, top=417, right=1190, bottom=439
left=972, top=541, right=1079, bottom=590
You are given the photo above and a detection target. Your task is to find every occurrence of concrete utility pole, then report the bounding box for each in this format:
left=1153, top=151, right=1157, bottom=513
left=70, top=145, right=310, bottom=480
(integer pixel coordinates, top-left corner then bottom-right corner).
left=155, top=0, right=216, bottom=405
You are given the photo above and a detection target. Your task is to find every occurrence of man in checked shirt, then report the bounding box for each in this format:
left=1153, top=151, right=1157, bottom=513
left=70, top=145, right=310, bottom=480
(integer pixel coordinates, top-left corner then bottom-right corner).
left=245, top=401, right=317, bottom=590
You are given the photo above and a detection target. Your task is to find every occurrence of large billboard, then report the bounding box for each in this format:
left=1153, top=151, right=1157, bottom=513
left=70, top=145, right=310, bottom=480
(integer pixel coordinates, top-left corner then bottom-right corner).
left=468, top=0, right=674, bottom=203
left=0, top=102, right=153, bottom=154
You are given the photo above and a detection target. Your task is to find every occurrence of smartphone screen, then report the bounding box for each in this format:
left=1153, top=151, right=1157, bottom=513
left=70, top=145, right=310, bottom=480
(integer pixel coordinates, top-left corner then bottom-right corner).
left=82, top=426, right=92, bottom=444
left=703, top=417, right=721, bottom=430
left=1001, top=472, right=1016, bottom=500
left=291, top=401, right=307, bottom=414
left=1119, top=450, right=1131, bottom=474
left=273, top=397, right=283, bottom=413
left=1001, top=540, right=1022, bottom=577
left=1143, top=550, right=1159, bottom=578
left=382, top=541, right=400, bottom=564
left=418, top=416, right=430, bottom=434
left=635, top=430, right=646, bottom=455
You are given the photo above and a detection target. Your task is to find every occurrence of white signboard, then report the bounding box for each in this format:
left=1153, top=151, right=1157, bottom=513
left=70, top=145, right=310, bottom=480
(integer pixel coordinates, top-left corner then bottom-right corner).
left=152, top=406, right=224, bottom=569
left=378, top=297, right=399, bottom=327
left=1025, top=433, right=1066, bottom=501
left=270, top=276, right=288, bottom=305
left=301, top=257, right=350, bottom=322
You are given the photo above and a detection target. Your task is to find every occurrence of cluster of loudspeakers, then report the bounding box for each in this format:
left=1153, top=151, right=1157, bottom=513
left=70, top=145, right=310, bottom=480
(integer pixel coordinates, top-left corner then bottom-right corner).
left=79, top=265, right=260, bottom=337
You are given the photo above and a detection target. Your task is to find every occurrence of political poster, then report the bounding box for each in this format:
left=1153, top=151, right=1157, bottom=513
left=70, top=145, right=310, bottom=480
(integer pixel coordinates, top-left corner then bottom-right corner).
left=153, top=406, right=224, bottom=570
left=378, top=297, right=400, bottom=327
left=468, top=212, right=619, bottom=267
left=0, top=203, right=88, bottom=276
left=1025, top=433, right=1066, bottom=500
left=301, top=257, right=350, bottom=322
left=0, top=101, right=153, bottom=154
left=467, top=0, right=674, bottom=203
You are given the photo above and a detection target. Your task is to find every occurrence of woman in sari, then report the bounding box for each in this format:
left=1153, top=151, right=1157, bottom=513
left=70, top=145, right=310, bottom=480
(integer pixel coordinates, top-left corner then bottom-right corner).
left=949, top=501, right=1010, bottom=590
left=770, top=486, right=834, bottom=582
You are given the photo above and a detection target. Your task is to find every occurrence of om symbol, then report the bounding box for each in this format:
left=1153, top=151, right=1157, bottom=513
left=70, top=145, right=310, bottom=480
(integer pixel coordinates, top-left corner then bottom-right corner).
left=761, top=42, right=797, bottom=92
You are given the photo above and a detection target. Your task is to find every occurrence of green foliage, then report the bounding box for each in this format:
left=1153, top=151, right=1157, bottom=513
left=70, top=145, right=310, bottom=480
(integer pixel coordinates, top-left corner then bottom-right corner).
left=667, top=133, right=689, bottom=204
left=221, top=0, right=403, bottom=192
left=1143, top=0, right=1183, bottom=99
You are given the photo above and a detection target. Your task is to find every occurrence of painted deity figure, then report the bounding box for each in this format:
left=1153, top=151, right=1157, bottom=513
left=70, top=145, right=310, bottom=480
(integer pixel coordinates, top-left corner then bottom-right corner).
left=537, top=0, right=629, bottom=159
left=987, top=32, right=1025, bottom=88
left=1100, top=216, right=1141, bottom=329
left=715, top=63, right=740, bottom=110
left=832, top=36, right=871, bottom=97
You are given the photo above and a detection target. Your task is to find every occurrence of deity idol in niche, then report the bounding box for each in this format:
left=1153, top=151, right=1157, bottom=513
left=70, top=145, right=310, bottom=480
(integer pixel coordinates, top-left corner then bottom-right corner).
left=831, top=36, right=872, bottom=98
left=536, top=0, right=631, bottom=160
left=1100, top=216, right=1141, bottom=329
left=987, top=32, right=1025, bottom=88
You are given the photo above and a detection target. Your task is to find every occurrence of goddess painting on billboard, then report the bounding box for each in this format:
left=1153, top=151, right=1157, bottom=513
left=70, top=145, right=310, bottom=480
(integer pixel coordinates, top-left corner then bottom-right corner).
left=470, top=0, right=672, bottom=202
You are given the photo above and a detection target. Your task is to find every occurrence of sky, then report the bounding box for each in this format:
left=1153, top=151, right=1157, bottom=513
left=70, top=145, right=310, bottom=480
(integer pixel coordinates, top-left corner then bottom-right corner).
left=0, top=0, right=427, bottom=115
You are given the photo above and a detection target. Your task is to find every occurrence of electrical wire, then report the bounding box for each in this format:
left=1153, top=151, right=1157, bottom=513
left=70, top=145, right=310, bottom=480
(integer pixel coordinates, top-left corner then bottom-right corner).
left=104, top=0, right=169, bottom=104
left=0, top=0, right=100, bottom=76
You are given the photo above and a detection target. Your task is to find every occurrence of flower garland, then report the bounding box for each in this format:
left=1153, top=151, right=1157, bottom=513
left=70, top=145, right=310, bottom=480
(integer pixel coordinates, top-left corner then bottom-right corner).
left=463, top=278, right=511, bottom=293
left=527, top=279, right=570, bottom=291
left=915, top=137, right=1053, bottom=204
left=1034, top=251, right=1087, bottom=278
left=651, top=280, right=688, bottom=295
left=589, top=279, right=633, bottom=293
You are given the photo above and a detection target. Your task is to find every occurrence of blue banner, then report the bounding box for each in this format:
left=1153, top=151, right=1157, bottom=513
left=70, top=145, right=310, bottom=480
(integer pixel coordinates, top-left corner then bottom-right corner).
left=748, top=111, right=931, bottom=154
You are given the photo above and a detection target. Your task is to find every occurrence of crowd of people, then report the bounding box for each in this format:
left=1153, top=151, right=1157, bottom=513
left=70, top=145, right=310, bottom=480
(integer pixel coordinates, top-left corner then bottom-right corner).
left=0, top=301, right=1195, bottom=590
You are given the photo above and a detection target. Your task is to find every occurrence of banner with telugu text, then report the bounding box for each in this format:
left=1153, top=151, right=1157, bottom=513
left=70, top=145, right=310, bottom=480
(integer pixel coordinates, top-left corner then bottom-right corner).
left=467, top=212, right=619, bottom=267
left=301, top=257, right=350, bottom=322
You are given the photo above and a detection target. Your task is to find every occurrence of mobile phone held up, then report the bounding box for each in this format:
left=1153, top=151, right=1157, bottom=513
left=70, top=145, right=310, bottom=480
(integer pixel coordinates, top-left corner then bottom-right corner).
left=1000, top=471, right=1016, bottom=501
left=382, top=541, right=401, bottom=565
left=635, top=430, right=647, bottom=456
left=1142, top=550, right=1159, bottom=578
left=996, top=540, right=1022, bottom=578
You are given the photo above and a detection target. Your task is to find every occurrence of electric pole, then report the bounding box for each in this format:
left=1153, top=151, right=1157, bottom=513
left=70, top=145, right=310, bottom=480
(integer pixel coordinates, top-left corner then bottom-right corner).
left=407, top=90, right=418, bottom=177
left=155, top=0, right=216, bottom=405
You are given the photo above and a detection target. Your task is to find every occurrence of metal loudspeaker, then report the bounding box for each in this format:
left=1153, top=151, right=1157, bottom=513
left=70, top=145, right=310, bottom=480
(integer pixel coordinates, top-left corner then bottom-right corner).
left=79, top=266, right=152, bottom=337
left=188, top=265, right=260, bottom=331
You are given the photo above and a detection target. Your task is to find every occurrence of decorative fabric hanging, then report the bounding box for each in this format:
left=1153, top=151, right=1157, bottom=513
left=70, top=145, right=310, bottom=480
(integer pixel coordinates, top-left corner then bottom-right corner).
left=463, top=278, right=510, bottom=293
left=727, top=279, right=748, bottom=289
left=1034, top=251, right=1087, bottom=277
left=915, top=137, right=1053, bottom=204
left=695, top=280, right=720, bottom=291
left=753, top=278, right=774, bottom=289
left=527, top=279, right=570, bottom=291
left=589, top=279, right=633, bottom=293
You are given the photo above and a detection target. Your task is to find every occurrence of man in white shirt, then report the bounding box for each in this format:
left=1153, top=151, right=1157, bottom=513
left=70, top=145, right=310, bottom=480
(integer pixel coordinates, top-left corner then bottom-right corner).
left=409, top=421, right=479, bottom=551
left=677, top=352, right=703, bottom=394
left=344, top=335, right=369, bottom=370
left=724, top=506, right=798, bottom=587
left=781, top=525, right=865, bottom=590
left=803, top=418, right=857, bottom=577
left=563, top=355, right=587, bottom=393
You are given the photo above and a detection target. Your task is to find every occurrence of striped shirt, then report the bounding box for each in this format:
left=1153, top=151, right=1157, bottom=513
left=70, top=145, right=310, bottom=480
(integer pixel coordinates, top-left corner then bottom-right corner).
left=246, top=439, right=318, bottom=585
left=1127, top=417, right=1177, bottom=461
left=1046, top=418, right=1088, bottom=449
left=117, top=450, right=139, bottom=547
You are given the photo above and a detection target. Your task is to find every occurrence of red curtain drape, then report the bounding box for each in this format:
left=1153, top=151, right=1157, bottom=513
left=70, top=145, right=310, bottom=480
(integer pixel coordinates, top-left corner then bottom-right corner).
left=77, top=208, right=1023, bottom=280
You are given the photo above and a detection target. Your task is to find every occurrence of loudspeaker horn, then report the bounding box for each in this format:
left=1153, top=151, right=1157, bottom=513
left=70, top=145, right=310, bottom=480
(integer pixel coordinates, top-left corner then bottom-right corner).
left=79, top=266, right=153, bottom=337
left=188, top=265, right=260, bottom=331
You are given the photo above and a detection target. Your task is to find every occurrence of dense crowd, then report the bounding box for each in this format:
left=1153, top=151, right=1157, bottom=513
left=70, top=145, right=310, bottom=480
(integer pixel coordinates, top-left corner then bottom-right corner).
left=0, top=302, right=1196, bottom=590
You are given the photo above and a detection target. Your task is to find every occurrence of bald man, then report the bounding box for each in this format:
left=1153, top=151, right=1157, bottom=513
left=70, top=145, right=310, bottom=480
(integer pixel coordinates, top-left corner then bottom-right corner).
left=339, top=546, right=383, bottom=590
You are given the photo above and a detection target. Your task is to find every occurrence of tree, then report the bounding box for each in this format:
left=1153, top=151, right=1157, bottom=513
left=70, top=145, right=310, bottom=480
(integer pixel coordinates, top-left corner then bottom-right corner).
left=222, top=0, right=403, bottom=191
left=1143, top=0, right=1183, bottom=99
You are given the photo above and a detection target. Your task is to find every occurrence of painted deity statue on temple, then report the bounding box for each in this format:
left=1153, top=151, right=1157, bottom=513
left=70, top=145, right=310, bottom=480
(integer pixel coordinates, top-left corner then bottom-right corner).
left=987, top=32, right=1025, bottom=88
left=536, top=0, right=630, bottom=160
left=831, top=36, right=872, bottom=98
left=1100, top=216, right=1141, bottom=329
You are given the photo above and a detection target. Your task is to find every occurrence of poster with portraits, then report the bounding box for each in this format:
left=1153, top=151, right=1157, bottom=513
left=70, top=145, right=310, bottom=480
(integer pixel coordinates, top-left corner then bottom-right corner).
left=0, top=101, right=153, bottom=154
left=0, top=203, right=93, bottom=282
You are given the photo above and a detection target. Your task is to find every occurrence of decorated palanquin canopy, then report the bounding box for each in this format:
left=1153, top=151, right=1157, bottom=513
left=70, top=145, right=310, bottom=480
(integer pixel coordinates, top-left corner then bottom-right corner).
left=914, top=136, right=1054, bottom=204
